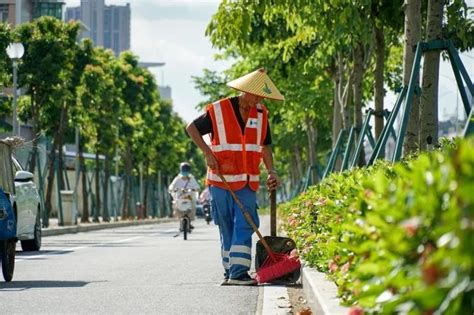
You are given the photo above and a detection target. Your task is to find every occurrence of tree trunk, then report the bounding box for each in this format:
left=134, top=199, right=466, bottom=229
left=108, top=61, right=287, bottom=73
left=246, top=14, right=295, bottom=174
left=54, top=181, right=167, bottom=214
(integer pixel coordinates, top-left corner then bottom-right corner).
left=293, top=144, right=304, bottom=183
left=121, top=143, right=133, bottom=219
left=93, top=150, right=101, bottom=222
left=419, top=0, right=443, bottom=150
left=332, top=77, right=343, bottom=146
left=143, top=161, right=150, bottom=218
left=374, top=23, right=385, bottom=140
left=56, top=106, right=68, bottom=191
left=305, top=116, right=319, bottom=185
left=121, top=170, right=129, bottom=219
left=403, top=0, right=422, bottom=154
left=28, top=97, right=39, bottom=174
left=44, top=143, right=57, bottom=223
left=328, top=60, right=343, bottom=147
left=102, top=155, right=110, bottom=222
left=29, top=116, right=39, bottom=174
left=79, top=141, right=90, bottom=223
left=338, top=57, right=353, bottom=130
left=44, top=104, right=69, bottom=223
left=353, top=44, right=366, bottom=166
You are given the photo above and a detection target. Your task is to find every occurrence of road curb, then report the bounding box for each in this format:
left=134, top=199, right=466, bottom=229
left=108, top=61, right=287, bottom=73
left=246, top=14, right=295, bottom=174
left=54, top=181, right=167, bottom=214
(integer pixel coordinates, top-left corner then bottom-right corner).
left=42, top=218, right=176, bottom=237
left=301, top=264, right=349, bottom=315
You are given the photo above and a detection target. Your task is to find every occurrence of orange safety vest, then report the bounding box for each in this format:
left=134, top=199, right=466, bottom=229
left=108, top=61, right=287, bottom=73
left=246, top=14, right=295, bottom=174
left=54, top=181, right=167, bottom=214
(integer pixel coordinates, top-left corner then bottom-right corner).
left=206, top=98, right=268, bottom=191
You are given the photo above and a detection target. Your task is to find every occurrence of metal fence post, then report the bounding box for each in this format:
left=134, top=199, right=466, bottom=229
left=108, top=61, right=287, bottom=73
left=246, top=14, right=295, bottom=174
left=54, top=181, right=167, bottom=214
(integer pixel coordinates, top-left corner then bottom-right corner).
left=341, top=126, right=356, bottom=171
left=394, top=43, right=423, bottom=161
left=322, top=129, right=346, bottom=179
left=463, top=108, right=474, bottom=137
left=368, top=86, right=407, bottom=165
left=447, top=41, right=473, bottom=115
left=350, top=110, right=373, bottom=169
left=302, top=165, right=312, bottom=192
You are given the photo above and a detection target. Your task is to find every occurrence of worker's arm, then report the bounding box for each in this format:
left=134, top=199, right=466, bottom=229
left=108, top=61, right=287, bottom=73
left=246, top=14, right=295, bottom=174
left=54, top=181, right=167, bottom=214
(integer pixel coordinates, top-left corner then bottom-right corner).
left=262, top=145, right=280, bottom=191
left=186, top=122, right=218, bottom=171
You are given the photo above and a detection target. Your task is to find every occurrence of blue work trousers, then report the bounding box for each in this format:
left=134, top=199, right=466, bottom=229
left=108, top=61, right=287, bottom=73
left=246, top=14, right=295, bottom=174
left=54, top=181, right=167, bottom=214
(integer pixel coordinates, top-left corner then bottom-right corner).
left=210, top=185, right=259, bottom=279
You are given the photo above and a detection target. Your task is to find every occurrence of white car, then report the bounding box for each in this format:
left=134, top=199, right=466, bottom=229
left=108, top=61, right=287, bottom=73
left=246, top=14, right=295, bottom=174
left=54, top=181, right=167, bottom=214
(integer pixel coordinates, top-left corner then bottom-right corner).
left=11, top=156, right=42, bottom=251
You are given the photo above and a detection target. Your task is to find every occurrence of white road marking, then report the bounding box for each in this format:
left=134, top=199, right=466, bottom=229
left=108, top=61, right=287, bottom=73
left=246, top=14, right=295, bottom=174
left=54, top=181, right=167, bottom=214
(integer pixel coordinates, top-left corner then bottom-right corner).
left=16, top=233, right=154, bottom=262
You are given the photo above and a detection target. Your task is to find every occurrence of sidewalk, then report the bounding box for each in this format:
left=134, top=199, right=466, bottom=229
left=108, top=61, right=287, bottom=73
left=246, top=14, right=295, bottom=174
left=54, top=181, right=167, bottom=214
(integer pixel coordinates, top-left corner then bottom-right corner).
left=42, top=216, right=176, bottom=237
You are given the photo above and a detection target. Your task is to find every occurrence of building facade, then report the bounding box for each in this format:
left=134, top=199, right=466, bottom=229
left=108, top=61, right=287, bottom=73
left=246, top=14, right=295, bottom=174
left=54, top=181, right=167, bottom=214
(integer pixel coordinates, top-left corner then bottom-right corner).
left=66, top=0, right=130, bottom=56
left=158, top=86, right=172, bottom=102
left=0, top=0, right=63, bottom=25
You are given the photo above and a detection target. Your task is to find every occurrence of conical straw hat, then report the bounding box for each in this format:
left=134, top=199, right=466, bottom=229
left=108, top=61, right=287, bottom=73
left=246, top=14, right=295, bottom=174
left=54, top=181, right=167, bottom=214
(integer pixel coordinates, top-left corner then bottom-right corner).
left=227, top=68, right=285, bottom=101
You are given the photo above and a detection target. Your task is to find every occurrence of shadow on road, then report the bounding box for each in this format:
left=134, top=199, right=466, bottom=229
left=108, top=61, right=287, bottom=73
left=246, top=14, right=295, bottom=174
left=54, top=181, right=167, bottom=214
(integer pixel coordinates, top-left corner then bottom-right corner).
left=0, top=280, right=96, bottom=291
left=16, top=250, right=74, bottom=256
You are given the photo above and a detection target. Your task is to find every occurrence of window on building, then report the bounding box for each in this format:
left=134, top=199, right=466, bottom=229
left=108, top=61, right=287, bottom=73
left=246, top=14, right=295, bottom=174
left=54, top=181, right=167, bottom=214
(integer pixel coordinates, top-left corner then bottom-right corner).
left=104, top=32, right=111, bottom=49
left=113, top=32, right=119, bottom=54
left=0, top=4, right=9, bottom=23
left=33, top=2, right=63, bottom=19
left=104, top=10, right=111, bottom=32
left=113, top=9, right=119, bottom=30
left=92, top=12, right=97, bottom=29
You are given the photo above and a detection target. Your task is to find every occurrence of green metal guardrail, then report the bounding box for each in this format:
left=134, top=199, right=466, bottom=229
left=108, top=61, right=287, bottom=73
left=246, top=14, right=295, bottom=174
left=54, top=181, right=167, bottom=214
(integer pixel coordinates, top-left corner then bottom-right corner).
left=315, top=39, right=473, bottom=186
left=394, top=39, right=473, bottom=161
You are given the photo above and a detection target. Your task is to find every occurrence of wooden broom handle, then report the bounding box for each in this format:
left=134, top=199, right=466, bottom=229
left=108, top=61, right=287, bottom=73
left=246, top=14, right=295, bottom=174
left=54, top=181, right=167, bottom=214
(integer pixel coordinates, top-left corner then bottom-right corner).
left=270, top=190, right=276, bottom=237
left=216, top=173, right=276, bottom=260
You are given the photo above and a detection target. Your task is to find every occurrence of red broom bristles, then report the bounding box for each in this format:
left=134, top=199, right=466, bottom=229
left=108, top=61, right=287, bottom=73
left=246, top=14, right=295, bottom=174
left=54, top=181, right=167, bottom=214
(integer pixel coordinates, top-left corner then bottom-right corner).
left=255, top=252, right=301, bottom=284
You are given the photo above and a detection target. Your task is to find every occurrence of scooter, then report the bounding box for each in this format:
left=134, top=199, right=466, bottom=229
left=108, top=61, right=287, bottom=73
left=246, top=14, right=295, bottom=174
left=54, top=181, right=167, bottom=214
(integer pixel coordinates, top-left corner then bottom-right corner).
left=174, top=188, right=196, bottom=240
left=202, top=201, right=212, bottom=225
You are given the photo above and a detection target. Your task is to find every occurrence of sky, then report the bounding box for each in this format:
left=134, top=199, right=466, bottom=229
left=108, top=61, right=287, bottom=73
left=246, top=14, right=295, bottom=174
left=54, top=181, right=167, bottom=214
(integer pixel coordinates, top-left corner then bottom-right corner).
left=64, top=0, right=229, bottom=124
left=63, top=0, right=474, bottom=125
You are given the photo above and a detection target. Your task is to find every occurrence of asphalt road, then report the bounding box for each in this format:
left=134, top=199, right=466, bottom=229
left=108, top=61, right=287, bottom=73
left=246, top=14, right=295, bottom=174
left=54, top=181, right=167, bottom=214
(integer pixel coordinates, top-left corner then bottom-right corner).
left=0, top=219, right=263, bottom=314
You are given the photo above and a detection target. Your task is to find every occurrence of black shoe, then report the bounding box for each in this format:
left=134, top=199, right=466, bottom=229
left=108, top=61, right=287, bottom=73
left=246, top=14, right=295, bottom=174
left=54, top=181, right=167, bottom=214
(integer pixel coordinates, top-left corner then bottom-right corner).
left=221, top=276, right=229, bottom=286
left=190, top=224, right=195, bottom=229
left=227, top=273, right=257, bottom=286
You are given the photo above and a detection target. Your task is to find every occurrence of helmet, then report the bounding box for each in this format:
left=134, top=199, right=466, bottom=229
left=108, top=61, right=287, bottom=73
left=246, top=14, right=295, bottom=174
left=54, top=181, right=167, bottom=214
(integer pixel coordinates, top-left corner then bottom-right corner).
left=180, top=162, right=191, bottom=175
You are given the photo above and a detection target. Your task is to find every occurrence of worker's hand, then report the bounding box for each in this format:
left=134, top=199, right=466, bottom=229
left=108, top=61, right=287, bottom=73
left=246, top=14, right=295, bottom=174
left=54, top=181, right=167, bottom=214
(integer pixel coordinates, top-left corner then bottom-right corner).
left=266, top=172, right=280, bottom=191
left=204, top=151, right=218, bottom=171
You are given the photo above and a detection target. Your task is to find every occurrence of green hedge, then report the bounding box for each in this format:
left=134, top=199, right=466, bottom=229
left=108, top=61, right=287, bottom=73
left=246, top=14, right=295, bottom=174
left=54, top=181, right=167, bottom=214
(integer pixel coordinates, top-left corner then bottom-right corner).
left=280, top=138, right=473, bottom=314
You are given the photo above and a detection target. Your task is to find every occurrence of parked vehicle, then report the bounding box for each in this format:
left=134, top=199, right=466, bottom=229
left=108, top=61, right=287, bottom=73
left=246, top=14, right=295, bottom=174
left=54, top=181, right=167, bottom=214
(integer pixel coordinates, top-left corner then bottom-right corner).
left=11, top=156, right=42, bottom=252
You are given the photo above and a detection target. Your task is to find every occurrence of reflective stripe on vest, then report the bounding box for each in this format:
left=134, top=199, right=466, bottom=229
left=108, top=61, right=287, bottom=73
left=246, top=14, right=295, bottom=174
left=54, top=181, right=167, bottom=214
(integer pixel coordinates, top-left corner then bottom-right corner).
left=206, top=99, right=267, bottom=191
left=211, top=144, right=263, bottom=153
left=208, top=173, right=260, bottom=183
left=213, top=100, right=227, bottom=144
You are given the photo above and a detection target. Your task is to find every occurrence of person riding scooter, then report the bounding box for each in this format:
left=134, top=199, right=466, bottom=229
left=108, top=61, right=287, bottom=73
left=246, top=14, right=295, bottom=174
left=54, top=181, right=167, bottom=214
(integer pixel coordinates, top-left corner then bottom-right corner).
left=168, top=162, right=200, bottom=230
left=199, top=185, right=212, bottom=224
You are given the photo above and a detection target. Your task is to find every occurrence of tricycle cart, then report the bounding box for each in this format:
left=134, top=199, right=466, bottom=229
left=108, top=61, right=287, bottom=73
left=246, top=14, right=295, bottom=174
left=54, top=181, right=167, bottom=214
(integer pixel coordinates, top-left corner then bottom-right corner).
left=0, top=140, right=17, bottom=282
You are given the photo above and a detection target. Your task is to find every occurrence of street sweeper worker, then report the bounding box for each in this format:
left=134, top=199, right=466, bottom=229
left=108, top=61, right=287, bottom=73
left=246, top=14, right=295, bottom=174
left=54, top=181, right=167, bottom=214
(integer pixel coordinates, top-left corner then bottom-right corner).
left=186, top=68, right=283, bottom=285
left=168, top=162, right=200, bottom=229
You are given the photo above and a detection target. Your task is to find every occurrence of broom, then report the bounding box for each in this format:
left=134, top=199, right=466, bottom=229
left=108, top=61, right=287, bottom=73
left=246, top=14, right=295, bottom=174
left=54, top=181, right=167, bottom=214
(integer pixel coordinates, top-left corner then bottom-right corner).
left=216, top=173, right=301, bottom=284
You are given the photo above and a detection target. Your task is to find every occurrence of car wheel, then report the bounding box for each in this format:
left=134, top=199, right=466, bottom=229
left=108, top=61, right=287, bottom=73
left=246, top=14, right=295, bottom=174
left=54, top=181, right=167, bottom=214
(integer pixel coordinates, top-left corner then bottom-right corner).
left=20, top=209, right=41, bottom=251
left=1, top=239, right=16, bottom=282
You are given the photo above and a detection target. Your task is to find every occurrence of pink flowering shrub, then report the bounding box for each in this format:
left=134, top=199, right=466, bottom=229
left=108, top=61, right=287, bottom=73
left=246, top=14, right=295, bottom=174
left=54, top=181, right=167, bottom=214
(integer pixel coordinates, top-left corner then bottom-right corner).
left=279, top=138, right=474, bottom=314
